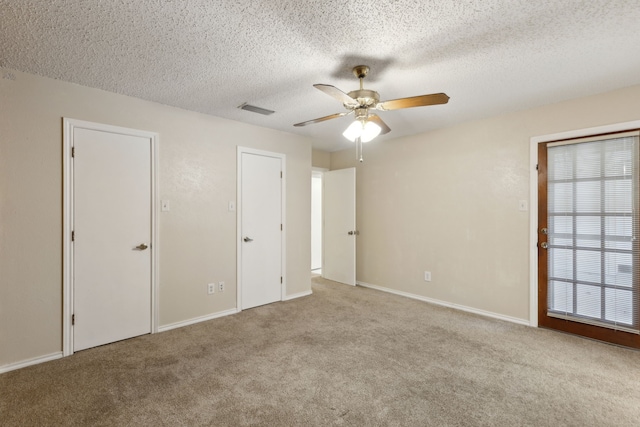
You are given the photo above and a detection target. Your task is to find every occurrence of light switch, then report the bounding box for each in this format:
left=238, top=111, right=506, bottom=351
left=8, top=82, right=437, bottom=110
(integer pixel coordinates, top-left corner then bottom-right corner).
left=161, top=200, right=170, bottom=212
left=518, top=200, right=528, bottom=211
left=228, top=201, right=236, bottom=212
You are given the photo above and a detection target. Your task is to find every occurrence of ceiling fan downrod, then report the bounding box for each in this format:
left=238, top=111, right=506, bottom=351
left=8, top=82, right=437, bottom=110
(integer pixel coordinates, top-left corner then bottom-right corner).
left=353, top=65, right=369, bottom=91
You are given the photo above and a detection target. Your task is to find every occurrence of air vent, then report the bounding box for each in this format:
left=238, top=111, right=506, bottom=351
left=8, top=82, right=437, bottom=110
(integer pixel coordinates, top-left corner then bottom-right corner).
left=238, top=102, right=275, bottom=116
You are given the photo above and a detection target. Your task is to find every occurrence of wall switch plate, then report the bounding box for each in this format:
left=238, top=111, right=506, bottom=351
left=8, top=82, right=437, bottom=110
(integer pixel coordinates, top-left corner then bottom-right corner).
left=424, top=271, right=432, bottom=282
left=218, top=281, right=225, bottom=292
left=228, top=201, right=236, bottom=212
left=207, top=283, right=215, bottom=294
left=161, top=200, right=170, bottom=212
left=518, top=200, right=528, bottom=211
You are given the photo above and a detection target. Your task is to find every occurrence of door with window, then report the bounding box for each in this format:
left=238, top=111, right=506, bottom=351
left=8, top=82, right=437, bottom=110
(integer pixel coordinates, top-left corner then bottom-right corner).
left=538, top=131, right=640, bottom=348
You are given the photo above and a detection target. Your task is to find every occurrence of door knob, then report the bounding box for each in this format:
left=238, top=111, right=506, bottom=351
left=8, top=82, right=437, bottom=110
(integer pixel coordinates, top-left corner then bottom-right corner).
left=347, top=230, right=360, bottom=236
left=135, top=243, right=148, bottom=250
left=348, top=231, right=353, bottom=235
left=540, top=242, right=548, bottom=249
left=243, top=237, right=253, bottom=242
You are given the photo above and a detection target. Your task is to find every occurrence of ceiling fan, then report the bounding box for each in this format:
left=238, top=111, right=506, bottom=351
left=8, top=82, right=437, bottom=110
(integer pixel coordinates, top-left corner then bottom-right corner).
left=294, top=65, right=450, bottom=143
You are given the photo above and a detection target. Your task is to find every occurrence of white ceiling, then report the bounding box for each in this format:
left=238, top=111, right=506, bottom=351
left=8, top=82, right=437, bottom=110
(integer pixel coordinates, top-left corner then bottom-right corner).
left=2, top=1, right=640, bottom=152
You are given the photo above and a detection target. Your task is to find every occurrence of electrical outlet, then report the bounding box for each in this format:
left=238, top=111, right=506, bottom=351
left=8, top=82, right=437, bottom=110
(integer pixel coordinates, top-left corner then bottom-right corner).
left=424, top=271, right=432, bottom=282
left=218, top=281, right=225, bottom=292
left=207, top=283, right=215, bottom=294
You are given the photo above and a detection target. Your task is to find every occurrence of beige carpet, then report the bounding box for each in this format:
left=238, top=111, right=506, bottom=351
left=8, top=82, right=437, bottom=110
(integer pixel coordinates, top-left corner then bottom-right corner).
left=1, top=276, right=639, bottom=426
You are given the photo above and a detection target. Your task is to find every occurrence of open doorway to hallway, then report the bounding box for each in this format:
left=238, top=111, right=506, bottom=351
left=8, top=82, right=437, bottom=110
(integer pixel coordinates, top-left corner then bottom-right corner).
left=311, top=170, right=325, bottom=275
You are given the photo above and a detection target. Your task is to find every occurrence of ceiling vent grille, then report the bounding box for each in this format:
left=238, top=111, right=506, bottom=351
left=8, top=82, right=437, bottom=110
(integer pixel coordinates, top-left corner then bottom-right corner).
left=238, top=102, right=275, bottom=116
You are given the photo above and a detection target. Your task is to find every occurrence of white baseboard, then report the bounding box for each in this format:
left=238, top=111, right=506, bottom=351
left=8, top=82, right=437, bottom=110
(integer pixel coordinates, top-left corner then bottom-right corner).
left=357, top=281, right=530, bottom=326
left=157, top=308, right=239, bottom=333
left=283, top=290, right=313, bottom=301
left=158, top=291, right=312, bottom=332
left=0, top=352, right=63, bottom=374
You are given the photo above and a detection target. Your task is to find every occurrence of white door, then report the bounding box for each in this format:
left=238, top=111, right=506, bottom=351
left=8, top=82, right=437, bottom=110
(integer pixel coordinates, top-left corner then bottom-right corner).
left=323, top=168, right=356, bottom=285
left=73, top=127, right=152, bottom=351
left=240, top=150, right=283, bottom=309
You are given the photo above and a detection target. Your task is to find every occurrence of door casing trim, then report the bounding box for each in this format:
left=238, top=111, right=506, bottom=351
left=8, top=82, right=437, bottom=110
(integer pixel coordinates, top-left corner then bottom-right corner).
left=529, top=119, right=640, bottom=328
left=236, top=146, right=287, bottom=311
left=63, top=118, right=159, bottom=356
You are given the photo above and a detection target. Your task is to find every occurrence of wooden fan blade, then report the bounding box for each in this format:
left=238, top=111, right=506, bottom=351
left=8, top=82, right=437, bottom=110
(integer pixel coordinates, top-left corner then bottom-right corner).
left=314, top=84, right=359, bottom=107
left=368, top=114, right=391, bottom=135
left=293, top=111, right=351, bottom=127
left=377, top=93, right=449, bottom=111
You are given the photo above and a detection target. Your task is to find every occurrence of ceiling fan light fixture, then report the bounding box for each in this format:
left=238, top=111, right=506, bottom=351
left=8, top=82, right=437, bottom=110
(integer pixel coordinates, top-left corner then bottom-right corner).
left=342, top=119, right=381, bottom=143
left=362, top=120, right=381, bottom=142
left=342, top=120, right=363, bottom=142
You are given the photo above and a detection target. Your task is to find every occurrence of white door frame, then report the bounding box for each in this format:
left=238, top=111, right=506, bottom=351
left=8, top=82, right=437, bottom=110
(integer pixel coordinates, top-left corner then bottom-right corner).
left=236, top=146, right=286, bottom=310
left=529, top=119, right=640, bottom=328
left=62, top=118, right=159, bottom=356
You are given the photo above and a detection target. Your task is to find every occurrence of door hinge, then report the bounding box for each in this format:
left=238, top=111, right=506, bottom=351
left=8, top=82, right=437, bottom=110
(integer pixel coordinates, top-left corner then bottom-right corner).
left=280, top=224, right=283, bottom=231
left=71, top=231, right=75, bottom=241
left=280, top=276, right=283, bottom=284
left=72, top=314, right=75, bottom=325
left=536, top=164, right=539, bottom=170
left=71, top=147, right=75, bottom=157
left=280, top=171, right=283, bottom=178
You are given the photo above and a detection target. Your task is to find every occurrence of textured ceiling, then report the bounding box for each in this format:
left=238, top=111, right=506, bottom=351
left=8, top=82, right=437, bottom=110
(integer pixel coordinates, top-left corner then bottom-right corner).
left=2, top=0, right=640, bottom=151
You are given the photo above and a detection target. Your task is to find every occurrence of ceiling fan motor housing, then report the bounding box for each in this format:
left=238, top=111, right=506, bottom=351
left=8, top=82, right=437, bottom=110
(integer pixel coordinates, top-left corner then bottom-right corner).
left=346, top=89, right=380, bottom=109
left=354, top=108, right=369, bottom=120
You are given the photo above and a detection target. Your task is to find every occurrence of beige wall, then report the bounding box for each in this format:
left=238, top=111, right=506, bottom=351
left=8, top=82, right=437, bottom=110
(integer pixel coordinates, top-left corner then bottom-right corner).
left=0, top=69, right=312, bottom=366
left=4, top=65, right=640, bottom=368
left=312, top=149, right=331, bottom=169
left=332, top=84, right=640, bottom=322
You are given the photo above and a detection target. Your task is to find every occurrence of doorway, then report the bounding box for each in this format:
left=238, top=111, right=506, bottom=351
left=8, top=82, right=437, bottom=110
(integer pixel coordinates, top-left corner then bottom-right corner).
left=237, top=147, right=286, bottom=310
left=311, top=170, right=325, bottom=274
left=63, top=119, right=158, bottom=355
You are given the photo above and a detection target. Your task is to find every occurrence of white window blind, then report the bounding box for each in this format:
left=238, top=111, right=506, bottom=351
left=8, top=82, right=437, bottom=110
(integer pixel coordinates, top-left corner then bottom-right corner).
left=547, top=132, right=639, bottom=333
